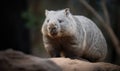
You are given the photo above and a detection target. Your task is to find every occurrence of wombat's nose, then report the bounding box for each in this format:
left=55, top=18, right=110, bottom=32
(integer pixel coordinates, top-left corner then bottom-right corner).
left=49, top=27, right=57, bottom=32
left=48, top=23, right=57, bottom=36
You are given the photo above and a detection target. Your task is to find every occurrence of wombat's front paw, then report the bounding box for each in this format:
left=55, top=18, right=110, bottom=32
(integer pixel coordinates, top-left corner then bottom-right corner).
left=68, top=56, right=89, bottom=62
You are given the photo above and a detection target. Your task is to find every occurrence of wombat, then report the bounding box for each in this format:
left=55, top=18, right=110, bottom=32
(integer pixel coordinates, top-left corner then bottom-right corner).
left=41, top=8, right=108, bottom=62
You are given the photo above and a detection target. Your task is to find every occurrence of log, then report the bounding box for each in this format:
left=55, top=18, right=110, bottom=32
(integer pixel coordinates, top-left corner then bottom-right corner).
left=0, top=49, right=120, bottom=71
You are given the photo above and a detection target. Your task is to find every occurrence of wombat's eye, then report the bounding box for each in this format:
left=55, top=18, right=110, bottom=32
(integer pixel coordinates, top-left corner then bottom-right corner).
left=47, top=19, right=49, bottom=22
left=58, top=19, right=63, bottom=23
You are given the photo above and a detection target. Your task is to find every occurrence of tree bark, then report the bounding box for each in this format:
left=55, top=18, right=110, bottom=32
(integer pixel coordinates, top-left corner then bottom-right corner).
left=101, top=0, right=110, bottom=25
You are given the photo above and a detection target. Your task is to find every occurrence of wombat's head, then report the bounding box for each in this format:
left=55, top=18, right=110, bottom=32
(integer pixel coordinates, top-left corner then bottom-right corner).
left=42, top=8, right=76, bottom=38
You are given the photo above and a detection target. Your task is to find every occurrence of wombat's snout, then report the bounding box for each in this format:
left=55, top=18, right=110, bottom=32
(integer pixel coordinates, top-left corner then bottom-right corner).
left=48, top=23, right=58, bottom=36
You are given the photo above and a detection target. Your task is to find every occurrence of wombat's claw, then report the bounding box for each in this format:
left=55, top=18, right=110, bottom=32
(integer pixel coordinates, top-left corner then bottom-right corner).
left=77, top=58, right=89, bottom=62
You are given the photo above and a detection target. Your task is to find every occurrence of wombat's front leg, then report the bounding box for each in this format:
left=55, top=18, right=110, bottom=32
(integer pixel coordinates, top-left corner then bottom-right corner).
left=44, top=43, right=60, bottom=57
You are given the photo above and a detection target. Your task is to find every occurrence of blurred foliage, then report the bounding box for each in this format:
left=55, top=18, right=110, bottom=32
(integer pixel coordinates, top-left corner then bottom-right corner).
left=21, top=10, right=44, bottom=29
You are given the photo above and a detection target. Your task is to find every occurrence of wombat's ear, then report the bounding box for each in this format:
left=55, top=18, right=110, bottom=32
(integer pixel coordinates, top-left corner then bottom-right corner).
left=45, top=9, right=49, bottom=16
left=64, top=8, right=70, bottom=16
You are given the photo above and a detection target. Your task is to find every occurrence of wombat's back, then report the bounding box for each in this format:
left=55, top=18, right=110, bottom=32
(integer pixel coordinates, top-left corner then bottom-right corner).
left=74, top=15, right=107, bottom=61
